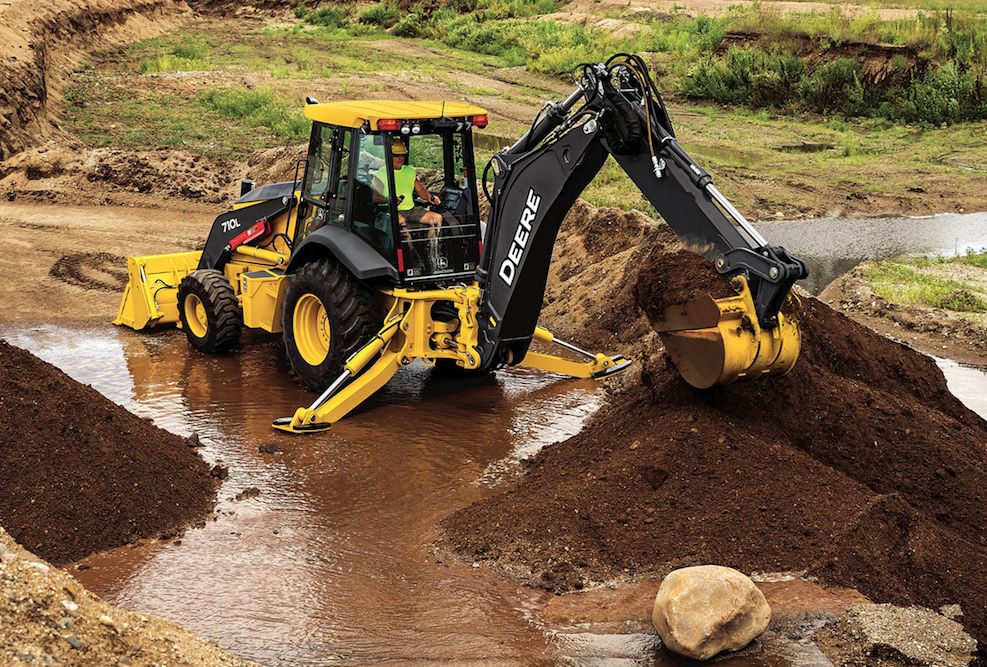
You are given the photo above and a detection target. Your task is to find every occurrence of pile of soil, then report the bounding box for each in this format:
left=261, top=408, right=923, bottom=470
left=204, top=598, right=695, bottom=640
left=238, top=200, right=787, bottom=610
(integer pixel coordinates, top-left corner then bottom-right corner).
left=442, top=248, right=987, bottom=647
left=0, top=340, right=216, bottom=565
left=0, top=526, right=255, bottom=666
left=0, top=143, right=241, bottom=206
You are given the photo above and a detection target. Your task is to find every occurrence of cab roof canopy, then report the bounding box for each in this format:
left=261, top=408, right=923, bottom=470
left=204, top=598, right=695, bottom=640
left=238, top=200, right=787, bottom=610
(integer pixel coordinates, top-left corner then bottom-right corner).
left=304, top=100, right=488, bottom=131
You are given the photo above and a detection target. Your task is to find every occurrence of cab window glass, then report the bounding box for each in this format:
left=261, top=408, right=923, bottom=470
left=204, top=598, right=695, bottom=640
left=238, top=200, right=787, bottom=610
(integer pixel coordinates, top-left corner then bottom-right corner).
left=297, top=125, right=350, bottom=241
left=350, top=134, right=395, bottom=257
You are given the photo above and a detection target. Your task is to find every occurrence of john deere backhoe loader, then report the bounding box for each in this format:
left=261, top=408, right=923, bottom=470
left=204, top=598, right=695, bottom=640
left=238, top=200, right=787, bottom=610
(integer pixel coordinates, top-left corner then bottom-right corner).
left=115, top=54, right=806, bottom=433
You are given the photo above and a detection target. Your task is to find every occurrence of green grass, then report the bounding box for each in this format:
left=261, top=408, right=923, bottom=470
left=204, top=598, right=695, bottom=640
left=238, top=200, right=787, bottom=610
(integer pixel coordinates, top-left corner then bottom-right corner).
left=61, top=13, right=987, bottom=217
left=864, top=254, right=987, bottom=313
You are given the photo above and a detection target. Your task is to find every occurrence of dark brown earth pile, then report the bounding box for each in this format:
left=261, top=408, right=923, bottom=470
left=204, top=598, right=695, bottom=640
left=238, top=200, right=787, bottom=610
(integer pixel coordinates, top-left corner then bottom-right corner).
left=443, top=249, right=987, bottom=647
left=0, top=340, right=216, bottom=565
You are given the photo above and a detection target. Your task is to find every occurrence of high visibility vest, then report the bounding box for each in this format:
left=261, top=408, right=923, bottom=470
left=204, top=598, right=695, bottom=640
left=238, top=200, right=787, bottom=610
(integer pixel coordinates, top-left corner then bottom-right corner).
left=375, top=165, right=417, bottom=211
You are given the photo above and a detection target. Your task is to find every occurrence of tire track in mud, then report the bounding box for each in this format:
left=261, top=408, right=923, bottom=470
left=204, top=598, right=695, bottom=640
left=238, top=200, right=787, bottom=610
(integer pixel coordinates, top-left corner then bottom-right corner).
left=49, top=251, right=128, bottom=292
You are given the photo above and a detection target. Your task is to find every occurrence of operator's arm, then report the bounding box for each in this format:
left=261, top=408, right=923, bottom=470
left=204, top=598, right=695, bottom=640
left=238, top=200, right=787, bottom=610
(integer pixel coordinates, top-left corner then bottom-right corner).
left=371, top=176, right=386, bottom=203
left=414, top=179, right=440, bottom=205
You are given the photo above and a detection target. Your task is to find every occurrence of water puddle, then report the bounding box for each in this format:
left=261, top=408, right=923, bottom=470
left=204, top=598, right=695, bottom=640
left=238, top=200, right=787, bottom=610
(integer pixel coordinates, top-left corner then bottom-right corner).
left=759, top=211, right=987, bottom=294
left=936, top=357, right=987, bottom=420
left=0, top=323, right=627, bottom=665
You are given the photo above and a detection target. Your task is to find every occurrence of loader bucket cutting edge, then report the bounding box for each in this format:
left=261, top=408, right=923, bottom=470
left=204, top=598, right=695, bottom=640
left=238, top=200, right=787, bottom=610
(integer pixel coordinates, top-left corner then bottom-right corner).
left=652, top=275, right=801, bottom=389
left=113, top=251, right=202, bottom=330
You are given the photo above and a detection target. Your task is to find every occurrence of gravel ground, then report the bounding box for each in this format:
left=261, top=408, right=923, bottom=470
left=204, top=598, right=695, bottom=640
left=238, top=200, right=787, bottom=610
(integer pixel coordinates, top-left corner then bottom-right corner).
left=0, top=526, right=256, bottom=667
left=816, top=603, right=977, bottom=667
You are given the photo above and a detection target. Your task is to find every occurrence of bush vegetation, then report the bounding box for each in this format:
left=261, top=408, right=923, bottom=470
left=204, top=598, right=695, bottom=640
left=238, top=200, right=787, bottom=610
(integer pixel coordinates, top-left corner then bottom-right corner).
left=332, top=0, right=987, bottom=125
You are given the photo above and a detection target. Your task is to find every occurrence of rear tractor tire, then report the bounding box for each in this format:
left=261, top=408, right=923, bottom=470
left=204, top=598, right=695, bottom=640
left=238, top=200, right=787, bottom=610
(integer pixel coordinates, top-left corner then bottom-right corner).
left=282, top=258, right=381, bottom=392
left=177, top=269, right=243, bottom=353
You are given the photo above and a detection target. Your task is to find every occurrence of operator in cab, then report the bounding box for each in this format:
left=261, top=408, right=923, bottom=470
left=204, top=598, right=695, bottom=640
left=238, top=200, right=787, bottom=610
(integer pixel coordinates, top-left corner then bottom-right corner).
left=372, top=138, right=443, bottom=228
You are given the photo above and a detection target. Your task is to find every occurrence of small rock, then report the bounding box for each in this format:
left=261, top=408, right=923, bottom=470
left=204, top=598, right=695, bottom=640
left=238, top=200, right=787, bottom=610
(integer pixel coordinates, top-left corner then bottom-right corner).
left=233, top=487, right=261, bottom=501
left=99, top=614, right=117, bottom=630
left=185, top=432, right=202, bottom=448
left=258, top=443, right=283, bottom=454
left=25, top=561, right=49, bottom=573
left=210, top=464, right=229, bottom=480
left=64, top=635, right=84, bottom=650
left=60, top=599, right=78, bottom=613
left=653, top=565, right=770, bottom=660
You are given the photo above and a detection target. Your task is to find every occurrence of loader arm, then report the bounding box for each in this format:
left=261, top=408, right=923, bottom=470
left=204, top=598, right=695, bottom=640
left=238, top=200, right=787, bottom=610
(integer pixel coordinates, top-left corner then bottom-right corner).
left=475, top=54, right=807, bottom=384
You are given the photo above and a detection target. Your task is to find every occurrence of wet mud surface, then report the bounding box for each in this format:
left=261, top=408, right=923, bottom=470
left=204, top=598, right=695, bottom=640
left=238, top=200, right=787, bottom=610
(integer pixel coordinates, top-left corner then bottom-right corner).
left=1, top=324, right=624, bottom=665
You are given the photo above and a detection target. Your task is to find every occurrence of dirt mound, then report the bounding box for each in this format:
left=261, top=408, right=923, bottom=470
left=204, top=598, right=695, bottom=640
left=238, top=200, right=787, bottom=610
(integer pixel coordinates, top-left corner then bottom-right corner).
left=539, top=201, right=674, bottom=357
left=0, top=143, right=241, bottom=205
left=0, top=0, right=189, bottom=160
left=0, top=526, right=256, bottom=666
left=442, top=249, right=987, bottom=646
left=0, top=340, right=216, bottom=565
left=245, top=142, right=307, bottom=187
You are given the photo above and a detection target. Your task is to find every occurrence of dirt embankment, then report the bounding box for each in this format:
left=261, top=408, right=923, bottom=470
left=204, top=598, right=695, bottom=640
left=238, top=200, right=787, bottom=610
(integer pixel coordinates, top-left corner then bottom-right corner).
left=0, top=340, right=217, bottom=565
left=822, top=264, right=987, bottom=366
left=0, top=526, right=255, bottom=666
left=0, top=0, right=190, bottom=160
left=443, top=244, right=987, bottom=648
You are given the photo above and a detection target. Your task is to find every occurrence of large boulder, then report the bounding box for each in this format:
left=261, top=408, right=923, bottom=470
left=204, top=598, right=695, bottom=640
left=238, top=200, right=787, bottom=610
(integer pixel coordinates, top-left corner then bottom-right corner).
left=652, top=565, right=771, bottom=660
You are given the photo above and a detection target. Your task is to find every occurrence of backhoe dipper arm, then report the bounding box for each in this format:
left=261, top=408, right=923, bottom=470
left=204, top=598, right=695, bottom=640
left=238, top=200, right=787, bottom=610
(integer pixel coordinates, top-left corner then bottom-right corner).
left=475, top=55, right=807, bottom=372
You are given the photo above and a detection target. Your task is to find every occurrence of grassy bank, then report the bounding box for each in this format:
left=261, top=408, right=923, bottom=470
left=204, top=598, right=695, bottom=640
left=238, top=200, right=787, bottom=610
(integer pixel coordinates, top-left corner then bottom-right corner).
left=60, top=13, right=987, bottom=218
left=313, top=0, right=987, bottom=125
left=863, top=253, right=987, bottom=315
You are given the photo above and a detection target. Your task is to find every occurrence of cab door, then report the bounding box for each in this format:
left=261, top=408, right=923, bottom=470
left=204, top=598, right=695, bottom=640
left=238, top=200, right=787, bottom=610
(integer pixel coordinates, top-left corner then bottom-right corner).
left=294, top=123, right=353, bottom=245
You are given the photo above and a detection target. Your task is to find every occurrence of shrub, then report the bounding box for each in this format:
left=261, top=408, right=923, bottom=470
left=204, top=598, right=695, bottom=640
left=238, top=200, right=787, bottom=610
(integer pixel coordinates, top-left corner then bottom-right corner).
left=391, top=13, right=420, bottom=38
left=306, top=6, right=349, bottom=28
left=798, top=58, right=864, bottom=115
left=359, top=2, right=401, bottom=27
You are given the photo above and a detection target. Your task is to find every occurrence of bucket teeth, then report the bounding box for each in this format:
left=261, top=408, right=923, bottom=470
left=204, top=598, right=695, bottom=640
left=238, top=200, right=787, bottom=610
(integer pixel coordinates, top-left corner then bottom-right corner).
left=649, top=276, right=801, bottom=389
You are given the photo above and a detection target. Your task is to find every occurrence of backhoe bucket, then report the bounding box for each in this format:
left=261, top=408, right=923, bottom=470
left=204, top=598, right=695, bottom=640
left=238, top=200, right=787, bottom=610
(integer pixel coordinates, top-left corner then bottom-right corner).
left=113, top=251, right=201, bottom=330
left=651, top=275, right=800, bottom=389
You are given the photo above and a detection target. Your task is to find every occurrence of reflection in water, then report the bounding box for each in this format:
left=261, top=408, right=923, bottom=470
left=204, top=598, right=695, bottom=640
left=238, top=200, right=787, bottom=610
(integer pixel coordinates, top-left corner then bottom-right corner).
left=759, top=211, right=987, bottom=294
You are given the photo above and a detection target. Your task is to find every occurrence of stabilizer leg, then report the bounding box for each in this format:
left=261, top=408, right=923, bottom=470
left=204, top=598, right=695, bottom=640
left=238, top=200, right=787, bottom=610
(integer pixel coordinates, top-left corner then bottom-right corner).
left=518, top=327, right=632, bottom=379
left=273, top=314, right=405, bottom=433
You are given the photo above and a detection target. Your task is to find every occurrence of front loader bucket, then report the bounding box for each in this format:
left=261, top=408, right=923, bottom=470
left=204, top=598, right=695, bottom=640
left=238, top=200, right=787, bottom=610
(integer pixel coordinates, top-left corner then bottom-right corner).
left=651, top=275, right=801, bottom=389
left=113, top=251, right=201, bottom=330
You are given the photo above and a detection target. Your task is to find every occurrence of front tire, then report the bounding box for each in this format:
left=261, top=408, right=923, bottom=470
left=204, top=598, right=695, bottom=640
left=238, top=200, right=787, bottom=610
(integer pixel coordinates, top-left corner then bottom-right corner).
left=282, top=258, right=380, bottom=392
left=177, top=269, right=243, bottom=353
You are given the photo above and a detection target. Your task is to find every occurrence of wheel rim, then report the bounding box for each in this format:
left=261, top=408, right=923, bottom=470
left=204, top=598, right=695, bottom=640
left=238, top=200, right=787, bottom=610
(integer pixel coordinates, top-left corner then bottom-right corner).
left=293, top=293, right=331, bottom=366
left=184, top=293, right=209, bottom=339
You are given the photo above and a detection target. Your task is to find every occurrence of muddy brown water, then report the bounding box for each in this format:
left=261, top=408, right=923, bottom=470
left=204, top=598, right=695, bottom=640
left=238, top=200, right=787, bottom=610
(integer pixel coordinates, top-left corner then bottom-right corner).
left=3, top=321, right=985, bottom=665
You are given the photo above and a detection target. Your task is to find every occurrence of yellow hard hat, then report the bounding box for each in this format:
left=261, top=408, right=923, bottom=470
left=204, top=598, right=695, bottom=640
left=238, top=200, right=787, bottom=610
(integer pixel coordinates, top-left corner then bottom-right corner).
left=392, top=139, right=408, bottom=156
